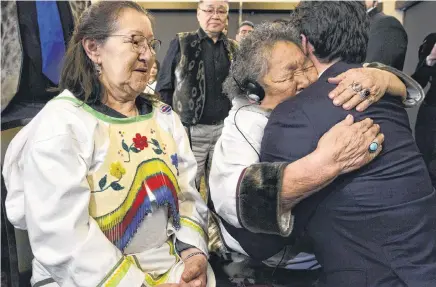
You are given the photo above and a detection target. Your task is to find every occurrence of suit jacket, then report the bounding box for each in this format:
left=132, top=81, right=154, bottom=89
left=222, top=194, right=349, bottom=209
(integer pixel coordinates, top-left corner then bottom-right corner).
left=261, top=62, right=436, bottom=287
left=365, top=9, right=408, bottom=70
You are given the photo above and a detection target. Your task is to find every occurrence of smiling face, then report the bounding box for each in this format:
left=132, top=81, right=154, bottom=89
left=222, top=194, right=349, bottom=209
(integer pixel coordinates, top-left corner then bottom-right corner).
left=97, top=8, right=155, bottom=98
left=197, top=0, right=229, bottom=35
left=261, top=41, right=318, bottom=108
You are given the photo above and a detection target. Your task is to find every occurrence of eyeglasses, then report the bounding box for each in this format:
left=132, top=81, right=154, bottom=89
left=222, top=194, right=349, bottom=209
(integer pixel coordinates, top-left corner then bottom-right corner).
left=199, top=7, right=228, bottom=17
left=108, top=34, right=161, bottom=55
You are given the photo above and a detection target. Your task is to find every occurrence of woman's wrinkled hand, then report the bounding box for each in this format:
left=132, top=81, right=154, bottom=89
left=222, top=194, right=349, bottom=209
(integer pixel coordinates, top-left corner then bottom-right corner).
left=327, top=68, right=391, bottom=112
left=316, top=114, right=384, bottom=175
left=180, top=248, right=208, bottom=287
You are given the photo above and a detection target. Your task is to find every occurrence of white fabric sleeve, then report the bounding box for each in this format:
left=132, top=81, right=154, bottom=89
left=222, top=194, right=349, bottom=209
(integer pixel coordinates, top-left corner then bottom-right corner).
left=170, top=112, right=209, bottom=256
left=209, top=112, right=264, bottom=229
left=23, top=134, right=145, bottom=286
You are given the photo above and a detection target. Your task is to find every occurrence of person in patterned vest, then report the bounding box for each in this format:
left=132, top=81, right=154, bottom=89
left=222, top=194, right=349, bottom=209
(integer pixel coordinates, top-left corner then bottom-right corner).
left=157, top=0, right=238, bottom=196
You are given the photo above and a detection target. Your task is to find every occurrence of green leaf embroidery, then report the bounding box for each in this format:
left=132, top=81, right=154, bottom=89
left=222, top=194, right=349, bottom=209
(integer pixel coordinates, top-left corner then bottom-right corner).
left=130, top=146, right=141, bottom=153
left=151, top=138, right=159, bottom=147
left=111, top=182, right=124, bottom=191
left=98, top=175, right=107, bottom=190
left=122, top=140, right=129, bottom=152
left=153, top=148, right=163, bottom=155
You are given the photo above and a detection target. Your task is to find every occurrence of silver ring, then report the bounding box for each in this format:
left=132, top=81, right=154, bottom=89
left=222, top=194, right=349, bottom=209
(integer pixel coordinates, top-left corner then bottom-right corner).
left=350, top=82, right=363, bottom=93
left=369, top=142, right=378, bottom=153
left=359, top=88, right=371, bottom=99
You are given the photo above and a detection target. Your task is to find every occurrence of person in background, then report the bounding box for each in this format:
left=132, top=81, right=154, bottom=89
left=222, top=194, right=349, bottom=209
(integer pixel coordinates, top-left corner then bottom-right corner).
left=365, top=0, right=408, bottom=70
left=144, top=59, right=160, bottom=94
left=260, top=2, right=436, bottom=285
left=3, top=2, right=214, bottom=286
left=235, top=20, right=254, bottom=43
left=1, top=1, right=89, bottom=122
left=413, top=33, right=436, bottom=187
left=156, top=0, right=238, bottom=194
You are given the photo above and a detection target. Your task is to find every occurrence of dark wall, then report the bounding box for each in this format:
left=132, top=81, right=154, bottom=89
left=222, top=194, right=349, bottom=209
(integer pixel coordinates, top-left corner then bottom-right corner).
left=150, top=10, right=291, bottom=63
left=402, top=1, right=436, bottom=133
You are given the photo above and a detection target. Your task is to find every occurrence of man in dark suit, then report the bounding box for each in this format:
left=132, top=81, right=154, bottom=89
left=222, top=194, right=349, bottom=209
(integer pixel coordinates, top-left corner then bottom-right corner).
left=365, top=0, right=408, bottom=70
left=261, top=2, right=436, bottom=286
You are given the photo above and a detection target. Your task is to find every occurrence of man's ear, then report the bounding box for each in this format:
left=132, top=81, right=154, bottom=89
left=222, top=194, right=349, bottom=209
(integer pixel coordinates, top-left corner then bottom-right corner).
left=301, top=34, right=314, bottom=56
left=301, top=34, right=309, bottom=55
left=197, top=8, right=201, bottom=21
left=82, top=38, right=101, bottom=64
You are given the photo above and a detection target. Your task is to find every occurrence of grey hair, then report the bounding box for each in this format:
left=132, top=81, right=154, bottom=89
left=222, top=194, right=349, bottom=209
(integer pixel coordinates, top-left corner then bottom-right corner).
left=223, top=21, right=302, bottom=101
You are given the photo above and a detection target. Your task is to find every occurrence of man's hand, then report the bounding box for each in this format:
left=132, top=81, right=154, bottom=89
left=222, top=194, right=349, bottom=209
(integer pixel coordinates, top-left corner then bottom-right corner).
left=180, top=248, right=207, bottom=287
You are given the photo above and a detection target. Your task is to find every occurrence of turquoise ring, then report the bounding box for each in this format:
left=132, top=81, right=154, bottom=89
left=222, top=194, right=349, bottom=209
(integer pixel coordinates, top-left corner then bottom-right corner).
left=369, top=142, right=378, bottom=153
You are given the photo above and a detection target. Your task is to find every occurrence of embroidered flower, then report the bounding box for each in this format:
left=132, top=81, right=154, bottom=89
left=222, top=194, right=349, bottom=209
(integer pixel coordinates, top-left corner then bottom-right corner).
left=133, top=133, right=148, bottom=150
left=171, top=154, right=178, bottom=168
left=171, top=154, right=179, bottom=176
left=110, top=161, right=126, bottom=180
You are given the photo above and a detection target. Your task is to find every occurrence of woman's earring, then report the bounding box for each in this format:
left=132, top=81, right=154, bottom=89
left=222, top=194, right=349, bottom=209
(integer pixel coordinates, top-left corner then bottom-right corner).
left=94, top=62, right=102, bottom=75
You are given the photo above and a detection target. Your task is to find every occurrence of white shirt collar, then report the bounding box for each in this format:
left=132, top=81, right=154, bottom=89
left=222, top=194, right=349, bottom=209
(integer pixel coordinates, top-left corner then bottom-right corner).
left=317, top=58, right=341, bottom=79
left=318, top=69, right=326, bottom=79
left=367, top=6, right=376, bottom=13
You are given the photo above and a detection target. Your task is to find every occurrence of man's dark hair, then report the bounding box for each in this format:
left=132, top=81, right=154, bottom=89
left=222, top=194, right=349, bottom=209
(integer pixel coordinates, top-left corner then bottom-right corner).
left=238, top=20, right=255, bottom=32
left=293, top=1, right=369, bottom=63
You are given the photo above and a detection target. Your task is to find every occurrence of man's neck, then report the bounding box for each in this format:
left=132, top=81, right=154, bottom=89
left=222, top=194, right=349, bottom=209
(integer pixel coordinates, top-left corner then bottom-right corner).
left=309, top=54, right=340, bottom=78
left=207, top=32, right=220, bottom=43
left=200, top=27, right=222, bottom=43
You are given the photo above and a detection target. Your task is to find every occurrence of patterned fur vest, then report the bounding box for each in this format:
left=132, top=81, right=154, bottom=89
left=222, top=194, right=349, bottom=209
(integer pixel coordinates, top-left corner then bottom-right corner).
left=172, top=30, right=238, bottom=126
left=1, top=1, right=90, bottom=112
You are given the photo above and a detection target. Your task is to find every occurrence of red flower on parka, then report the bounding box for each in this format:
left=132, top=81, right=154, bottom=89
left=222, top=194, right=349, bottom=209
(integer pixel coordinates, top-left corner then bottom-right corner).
left=132, top=133, right=148, bottom=150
